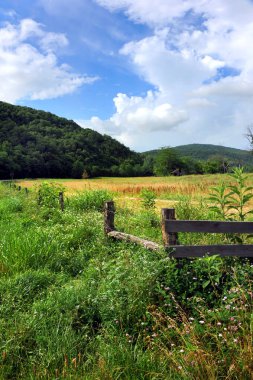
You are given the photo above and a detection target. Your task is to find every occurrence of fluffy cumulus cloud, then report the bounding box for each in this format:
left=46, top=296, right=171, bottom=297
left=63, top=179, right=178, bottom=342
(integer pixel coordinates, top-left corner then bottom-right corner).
left=76, top=91, right=188, bottom=147
left=92, top=0, right=253, bottom=150
left=0, top=19, right=96, bottom=103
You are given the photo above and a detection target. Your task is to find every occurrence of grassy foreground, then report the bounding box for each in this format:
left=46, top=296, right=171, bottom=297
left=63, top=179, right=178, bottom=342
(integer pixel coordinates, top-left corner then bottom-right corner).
left=0, top=180, right=252, bottom=379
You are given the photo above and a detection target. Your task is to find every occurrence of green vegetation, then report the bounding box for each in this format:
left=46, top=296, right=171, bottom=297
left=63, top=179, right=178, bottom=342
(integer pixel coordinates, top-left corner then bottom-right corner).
left=0, top=178, right=252, bottom=379
left=0, top=101, right=144, bottom=179
left=1, top=101, right=253, bottom=181
left=175, top=144, right=253, bottom=166
left=145, top=144, right=253, bottom=174
left=209, top=168, right=253, bottom=222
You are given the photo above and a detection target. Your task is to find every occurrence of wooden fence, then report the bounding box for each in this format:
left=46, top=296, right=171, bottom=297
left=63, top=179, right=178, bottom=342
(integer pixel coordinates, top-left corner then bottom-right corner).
left=104, top=201, right=253, bottom=258
left=2, top=182, right=65, bottom=210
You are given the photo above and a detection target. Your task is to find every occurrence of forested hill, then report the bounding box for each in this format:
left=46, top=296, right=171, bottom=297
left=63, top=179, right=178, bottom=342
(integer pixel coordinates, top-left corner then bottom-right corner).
left=0, top=101, right=142, bottom=179
left=175, top=144, right=253, bottom=164
left=145, top=143, right=253, bottom=168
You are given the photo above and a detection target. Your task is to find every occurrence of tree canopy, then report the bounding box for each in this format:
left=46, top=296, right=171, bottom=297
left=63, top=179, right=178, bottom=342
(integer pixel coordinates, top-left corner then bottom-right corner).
left=0, top=101, right=143, bottom=179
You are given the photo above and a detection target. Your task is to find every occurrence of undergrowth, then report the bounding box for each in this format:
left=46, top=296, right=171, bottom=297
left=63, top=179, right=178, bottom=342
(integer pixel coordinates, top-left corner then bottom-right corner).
left=0, top=179, right=252, bottom=379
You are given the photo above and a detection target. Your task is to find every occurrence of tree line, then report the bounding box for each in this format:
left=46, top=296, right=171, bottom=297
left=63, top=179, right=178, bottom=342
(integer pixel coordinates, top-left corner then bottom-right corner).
left=0, top=101, right=252, bottom=179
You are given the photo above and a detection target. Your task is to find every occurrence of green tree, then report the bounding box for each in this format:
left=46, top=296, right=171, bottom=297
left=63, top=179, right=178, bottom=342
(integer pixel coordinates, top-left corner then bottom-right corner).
left=71, top=160, right=84, bottom=179
left=154, top=147, right=183, bottom=176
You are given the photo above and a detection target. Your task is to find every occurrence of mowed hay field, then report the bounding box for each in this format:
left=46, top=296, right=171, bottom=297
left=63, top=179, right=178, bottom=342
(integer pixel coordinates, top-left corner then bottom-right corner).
left=18, top=173, right=253, bottom=210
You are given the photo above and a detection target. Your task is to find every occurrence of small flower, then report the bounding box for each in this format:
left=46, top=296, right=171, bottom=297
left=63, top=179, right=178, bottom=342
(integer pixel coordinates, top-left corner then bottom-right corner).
left=199, top=320, right=205, bottom=324
left=218, top=333, right=222, bottom=337
left=217, top=322, right=222, bottom=326
left=179, top=349, right=184, bottom=353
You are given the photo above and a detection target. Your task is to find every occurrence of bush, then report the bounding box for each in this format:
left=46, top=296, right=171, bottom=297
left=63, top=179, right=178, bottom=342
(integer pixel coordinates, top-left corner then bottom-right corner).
left=68, top=189, right=113, bottom=212
left=36, top=182, right=65, bottom=220
left=140, top=189, right=156, bottom=210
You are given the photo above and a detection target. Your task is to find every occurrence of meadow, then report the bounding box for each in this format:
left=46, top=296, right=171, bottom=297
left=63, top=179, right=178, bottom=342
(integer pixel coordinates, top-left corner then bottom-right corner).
left=18, top=173, right=253, bottom=210
left=0, top=173, right=253, bottom=379
left=19, top=173, right=244, bottom=195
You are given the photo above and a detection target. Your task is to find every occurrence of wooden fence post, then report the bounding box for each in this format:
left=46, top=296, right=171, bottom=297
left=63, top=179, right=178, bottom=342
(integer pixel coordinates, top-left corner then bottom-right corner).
left=59, top=192, right=64, bottom=211
left=161, top=208, right=178, bottom=247
left=25, top=187, right=28, bottom=194
left=104, top=201, right=115, bottom=235
left=18, top=186, right=21, bottom=191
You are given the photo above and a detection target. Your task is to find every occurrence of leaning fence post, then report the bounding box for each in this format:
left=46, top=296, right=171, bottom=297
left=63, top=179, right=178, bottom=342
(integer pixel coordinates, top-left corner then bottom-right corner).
left=59, top=192, right=64, bottom=211
left=104, top=201, right=115, bottom=235
left=161, top=208, right=178, bottom=247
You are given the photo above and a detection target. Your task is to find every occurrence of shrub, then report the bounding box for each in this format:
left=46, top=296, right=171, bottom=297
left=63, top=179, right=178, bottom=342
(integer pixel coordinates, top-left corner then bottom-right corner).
left=140, top=189, right=156, bottom=210
left=36, top=182, right=65, bottom=220
left=68, top=189, right=113, bottom=212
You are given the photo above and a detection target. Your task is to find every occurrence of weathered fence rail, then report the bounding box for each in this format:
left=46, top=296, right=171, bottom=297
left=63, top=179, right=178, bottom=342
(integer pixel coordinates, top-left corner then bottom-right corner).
left=104, top=201, right=253, bottom=258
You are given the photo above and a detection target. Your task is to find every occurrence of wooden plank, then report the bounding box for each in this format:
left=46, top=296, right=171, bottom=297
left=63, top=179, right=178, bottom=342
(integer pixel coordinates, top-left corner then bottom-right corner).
left=108, top=230, right=161, bottom=251
left=165, top=220, right=253, bottom=234
left=166, top=245, right=253, bottom=258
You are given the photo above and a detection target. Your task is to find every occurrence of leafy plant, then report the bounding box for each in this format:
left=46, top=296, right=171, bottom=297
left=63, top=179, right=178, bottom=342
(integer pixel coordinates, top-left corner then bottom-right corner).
left=140, top=189, right=156, bottom=210
left=208, top=167, right=253, bottom=243
left=208, top=167, right=253, bottom=221
left=208, top=182, right=233, bottom=220
left=228, top=167, right=253, bottom=221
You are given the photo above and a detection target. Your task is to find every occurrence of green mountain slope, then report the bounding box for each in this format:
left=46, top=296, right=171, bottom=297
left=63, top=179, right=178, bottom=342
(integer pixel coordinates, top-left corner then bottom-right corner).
left=144, top=144, right=253, bottom=168
left=0, top=101, right=140, bottom=179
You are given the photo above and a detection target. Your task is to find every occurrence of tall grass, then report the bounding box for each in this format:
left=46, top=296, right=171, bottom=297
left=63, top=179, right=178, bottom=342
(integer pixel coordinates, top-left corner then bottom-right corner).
left=0, top=181, right=252, bottom=379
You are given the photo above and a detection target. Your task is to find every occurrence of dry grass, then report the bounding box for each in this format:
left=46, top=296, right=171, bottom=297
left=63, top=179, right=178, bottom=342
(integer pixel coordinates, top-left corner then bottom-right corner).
left=18, top=174, right=253, bottom=214
left=19, top=173, right=253, bottom=198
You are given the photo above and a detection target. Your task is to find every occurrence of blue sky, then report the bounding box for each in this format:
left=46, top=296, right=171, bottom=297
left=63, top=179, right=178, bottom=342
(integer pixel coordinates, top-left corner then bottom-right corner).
left=1, top=0, right=253, bottom=151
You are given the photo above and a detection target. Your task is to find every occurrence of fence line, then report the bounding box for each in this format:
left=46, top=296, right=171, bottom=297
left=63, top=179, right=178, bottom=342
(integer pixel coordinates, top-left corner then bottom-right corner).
left=104, top=201, right=253, bottom=258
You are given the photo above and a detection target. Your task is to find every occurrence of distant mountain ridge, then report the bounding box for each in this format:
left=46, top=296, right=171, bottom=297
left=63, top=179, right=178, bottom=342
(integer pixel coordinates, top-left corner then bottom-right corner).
left=144, top=143, right=253, bottom=168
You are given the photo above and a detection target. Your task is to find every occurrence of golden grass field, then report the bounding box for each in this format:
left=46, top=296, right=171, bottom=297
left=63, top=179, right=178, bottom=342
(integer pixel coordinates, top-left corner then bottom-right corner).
left=18, top=173, right=253, bottom=211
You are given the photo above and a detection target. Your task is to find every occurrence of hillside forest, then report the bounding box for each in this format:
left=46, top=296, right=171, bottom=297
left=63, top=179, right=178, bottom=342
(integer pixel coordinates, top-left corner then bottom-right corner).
left=0, top=101, right=253, bottom=179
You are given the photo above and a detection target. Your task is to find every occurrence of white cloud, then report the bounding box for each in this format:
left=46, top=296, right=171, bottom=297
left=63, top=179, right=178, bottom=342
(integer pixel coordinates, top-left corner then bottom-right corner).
left=92, top=0, right=253, bottom=150
left=76, top=90, right=188, bottom=150
left=96, top=0, right=201, bottom=26
left=0, top=19, right=97, bottom=103
left=195, top=76, right=253, bottom=98
left=187, top=98, right=214, bottom=107
left=111, top=92, right=188, bottom=132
